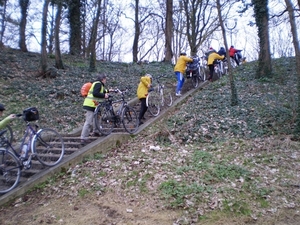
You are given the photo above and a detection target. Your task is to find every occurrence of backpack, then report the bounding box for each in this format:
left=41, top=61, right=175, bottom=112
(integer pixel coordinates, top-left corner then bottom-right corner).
left=80, top=82, right=92, bottom=97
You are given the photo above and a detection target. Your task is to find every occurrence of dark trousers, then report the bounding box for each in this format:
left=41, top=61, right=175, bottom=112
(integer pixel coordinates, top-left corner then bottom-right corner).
left=138, top=98, right=147, bottom=120
left=208, top=64, right=214, bottom=80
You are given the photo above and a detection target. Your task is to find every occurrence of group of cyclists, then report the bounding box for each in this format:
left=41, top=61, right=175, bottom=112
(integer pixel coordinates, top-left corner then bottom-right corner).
left=174, top=45, right=246, bottom=93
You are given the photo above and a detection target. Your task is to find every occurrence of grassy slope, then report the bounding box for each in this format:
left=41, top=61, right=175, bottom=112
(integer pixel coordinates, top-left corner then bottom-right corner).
left=1, top=48, right=300, bottom=224
left=0, top=47, right=175, bottom=139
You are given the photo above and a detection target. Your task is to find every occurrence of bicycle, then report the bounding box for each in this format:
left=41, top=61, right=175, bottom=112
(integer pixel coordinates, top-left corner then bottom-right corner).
left=214, top=58, right=228, bottom=79
left=0, top=107, right=65, bottom=194
left=147, top=74, right=173, bottom=117
left=94, top=88, right=139, bottom=135
left=186, top=56, right=206, bottom=88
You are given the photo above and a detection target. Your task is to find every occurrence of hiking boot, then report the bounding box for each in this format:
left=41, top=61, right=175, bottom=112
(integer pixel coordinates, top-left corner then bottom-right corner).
left=81, top=139, right=92, bottom=145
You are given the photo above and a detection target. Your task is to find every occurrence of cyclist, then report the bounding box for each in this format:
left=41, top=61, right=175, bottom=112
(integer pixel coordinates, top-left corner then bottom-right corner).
left=80, top=74, right=113, bottom=144
left=207, top=52, right=225, bottom=82
left=137, top=74, right=152, bottom=126
left=229, top=45, right=242, bottom=66
left=0, top=103, right=16, bottom=129
left=174, top=52, right=193, bottom=96
left=218, top=47, right=226, bottom=57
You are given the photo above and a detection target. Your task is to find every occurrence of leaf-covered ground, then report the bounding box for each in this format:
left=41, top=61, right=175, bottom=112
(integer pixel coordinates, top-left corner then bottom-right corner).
left=1, top=49, right=300, bottom=224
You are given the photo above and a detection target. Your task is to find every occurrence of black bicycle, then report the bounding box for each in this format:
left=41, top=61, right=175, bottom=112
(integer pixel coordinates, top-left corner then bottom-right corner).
left=186, top=56, right=206, bottom=88
left=94, top=88, right=139, bottom=135
left=0, top=107, right=65, bottom=194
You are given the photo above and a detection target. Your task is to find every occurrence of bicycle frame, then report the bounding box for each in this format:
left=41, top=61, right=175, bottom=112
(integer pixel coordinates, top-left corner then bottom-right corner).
left=94, top=88, right=138, bottom=135
left=3, top=122, right=39, bottom=169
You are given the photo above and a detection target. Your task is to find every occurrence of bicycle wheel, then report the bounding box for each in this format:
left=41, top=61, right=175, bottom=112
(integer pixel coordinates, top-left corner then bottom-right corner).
left=199, top=66, right=206, bottom=82
left=122, top=106, right=139, bottom=134
left=32, top=128, right=65, bottom=167
left=223, top=61, right=228, bottom=75
left=147, top=92, right=160, bottom=116
left=94, top=103, right=115, bottom=135
left=230, top=57, right=237, bottom=68
left=164, top=88, right=173, bottom=107
left=0, top=149, right=21, bottom=194
left=0, top=125, right=13, bottom=148
left=214, top=65, right=222, bottom=80
left=191, top=74, right=199, bottom=88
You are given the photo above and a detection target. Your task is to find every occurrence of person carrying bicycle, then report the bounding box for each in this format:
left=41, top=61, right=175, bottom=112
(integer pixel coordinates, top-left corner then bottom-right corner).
left=229, top=45, right=242, bottom=66
left=218, top=47, right=226, bottom=57
left=207, top=52, right=225, bottom=82
left=0, top=103, right=16, bottom=129
left=137, top=74, right=152, bottom=126
left=80, top=74, right=113, bottom=144
left=174, top=52, right=193, bottom=96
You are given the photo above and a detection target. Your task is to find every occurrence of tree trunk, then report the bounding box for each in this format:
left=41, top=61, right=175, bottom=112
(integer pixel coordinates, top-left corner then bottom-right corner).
left=164, top=0, right=173, bottom=62
left=284, top=0, right=300, bottom=134
left=252, top=0, right=272, bottom=78
left=88, top=0, right=102, bottom=72
left=132, top=0, right=140, bottom=62
left=19, top=0, right=29, bottom=52
left=54, top=1, right=64, bottom=69
left=216, top=0, right=238, bottom=106
left=0, top=0, right=7, bottom=47
left=68, top=0, right=82, bottom=55
left=39, top=0, right=50, bottom=77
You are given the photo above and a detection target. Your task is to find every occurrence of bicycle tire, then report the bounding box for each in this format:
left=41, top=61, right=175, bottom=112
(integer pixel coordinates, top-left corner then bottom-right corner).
left=164, top=89, right=173, bottom=107
left=214, top=65, right=222, bottom=80
left=122, top=106, right=139, bottom=134
left=0, top=149, right=21, bottom=194
left=191, top=74, right=199, bottom=88
left=199, top=66, right=206, bottom=82
left=223, top=61, right=228, bottom=75
left=0, top=125, right=13, bottom=148
left=94, top=103, right=115, bottom=135
left=147, top=92, right=160, bottom=117
left=32, top=128, right=65, bottom=167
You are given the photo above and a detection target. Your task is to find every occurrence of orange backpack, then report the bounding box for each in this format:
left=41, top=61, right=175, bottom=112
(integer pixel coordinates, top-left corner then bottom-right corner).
left=80, top=82, right=92, bottom=97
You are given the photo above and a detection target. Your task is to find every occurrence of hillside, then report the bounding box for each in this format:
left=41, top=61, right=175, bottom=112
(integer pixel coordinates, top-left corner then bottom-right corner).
left=1, top=48, right=300, bottom=224
left=0, top=47, right=175, bottom=140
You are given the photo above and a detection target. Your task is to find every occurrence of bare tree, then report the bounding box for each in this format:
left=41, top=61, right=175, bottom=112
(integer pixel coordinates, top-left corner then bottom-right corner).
left=164, top=0, right=173, bottom=62
left=182, top=0, right=219, bottom=56
left=0, top=0, right=8, bottom=47
left=130, top=0, right=159, bottom=62
left=284, top=0, right=300, bottom=134
left=252, top=0, right=272, bottom=78
left=67, top=0, right=82, bottom=55
left=216, top=0, right=238, bottom=106
left=19, top=0, right=29, bottom=52
left=88, top=0, right=102, bottom=72
left=54, top=0, right=64, bottom=69
left=40, top=0, right=50, bottom=76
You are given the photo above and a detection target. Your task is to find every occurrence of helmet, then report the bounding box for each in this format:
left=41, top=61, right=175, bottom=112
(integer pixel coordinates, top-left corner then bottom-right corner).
left=146, top=74, right=152, bottom=79
left=180, top=52, right=187, bottom=56
left=0, top=103, right=5, bottom=111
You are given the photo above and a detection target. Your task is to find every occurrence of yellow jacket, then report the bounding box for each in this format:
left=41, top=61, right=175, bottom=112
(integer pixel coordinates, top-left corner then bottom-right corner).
left=207, top=52, right=225, bottom=65
left=174, top=55, right=193, bottom=74
left=137, top=76, right=152, bottom=99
